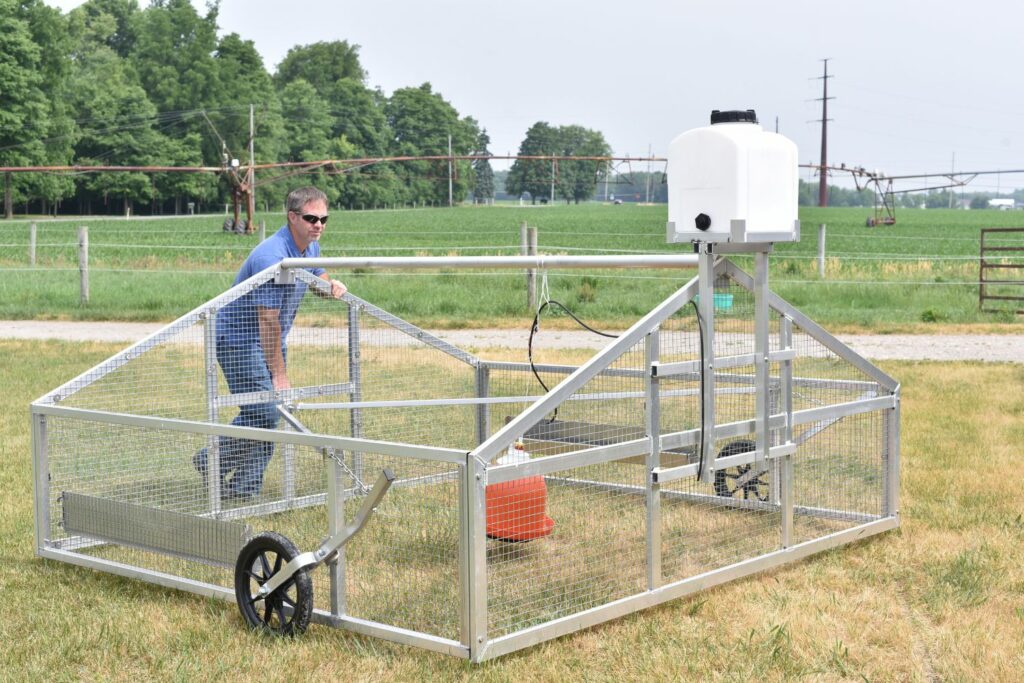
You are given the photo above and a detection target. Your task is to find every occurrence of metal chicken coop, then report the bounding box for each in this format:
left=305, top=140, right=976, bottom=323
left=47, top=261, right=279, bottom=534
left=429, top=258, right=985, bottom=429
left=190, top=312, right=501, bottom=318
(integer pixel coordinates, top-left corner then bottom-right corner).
left=31, top=250, right=899, bottom=662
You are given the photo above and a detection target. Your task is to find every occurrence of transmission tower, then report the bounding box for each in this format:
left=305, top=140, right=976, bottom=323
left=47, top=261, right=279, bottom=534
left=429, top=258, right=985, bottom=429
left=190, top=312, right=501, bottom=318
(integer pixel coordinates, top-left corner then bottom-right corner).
left=815, top=59, right=835, bottom=207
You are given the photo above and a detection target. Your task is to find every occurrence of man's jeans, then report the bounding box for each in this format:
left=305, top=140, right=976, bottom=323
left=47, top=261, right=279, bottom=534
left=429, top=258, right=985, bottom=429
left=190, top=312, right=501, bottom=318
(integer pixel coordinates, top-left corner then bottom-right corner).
left=197, top=340, right=281, bottom=496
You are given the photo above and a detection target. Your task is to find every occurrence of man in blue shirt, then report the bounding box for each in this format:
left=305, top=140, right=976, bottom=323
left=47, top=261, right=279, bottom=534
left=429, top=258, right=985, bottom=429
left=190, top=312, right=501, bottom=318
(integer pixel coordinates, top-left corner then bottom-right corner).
left=195, top=186, right=346, bottom=501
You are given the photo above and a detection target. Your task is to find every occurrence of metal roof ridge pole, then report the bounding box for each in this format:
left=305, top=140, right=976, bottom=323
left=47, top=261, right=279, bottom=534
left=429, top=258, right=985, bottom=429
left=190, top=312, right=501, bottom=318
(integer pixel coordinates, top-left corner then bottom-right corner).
left=697, top=243, right=716, bottom=484
left=280, top=254, right=699, bottom=271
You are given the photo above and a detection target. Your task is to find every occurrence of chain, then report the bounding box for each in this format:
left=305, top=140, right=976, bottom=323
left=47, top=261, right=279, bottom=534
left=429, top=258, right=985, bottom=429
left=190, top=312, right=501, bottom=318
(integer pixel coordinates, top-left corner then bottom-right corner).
left=324, top=447, right=370, bottom=494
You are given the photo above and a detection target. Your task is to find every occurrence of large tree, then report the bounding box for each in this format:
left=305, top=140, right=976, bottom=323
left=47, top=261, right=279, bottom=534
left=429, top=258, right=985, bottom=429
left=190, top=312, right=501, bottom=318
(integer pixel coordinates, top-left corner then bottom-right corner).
left=129, top=0, right=223, bottom=168
left=0, top=0, right=74, bottom=216
left=506, top=123, right=610, bottom=204
left=505, top=122, right=560, bottom=203
left=472, top=129, right=494, bottom=204
left=553, top=125, right=610, bottom=204
left=274, top=40, right=366, bottom=94
left=385, top=83, right=479, bottom=205
left=72, top=0, right=139, bottom=57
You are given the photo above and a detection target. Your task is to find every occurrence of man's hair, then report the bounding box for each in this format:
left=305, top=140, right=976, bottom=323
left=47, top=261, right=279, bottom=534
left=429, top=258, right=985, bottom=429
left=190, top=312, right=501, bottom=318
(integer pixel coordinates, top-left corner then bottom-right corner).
left=286, top=186, right=328, bottom=213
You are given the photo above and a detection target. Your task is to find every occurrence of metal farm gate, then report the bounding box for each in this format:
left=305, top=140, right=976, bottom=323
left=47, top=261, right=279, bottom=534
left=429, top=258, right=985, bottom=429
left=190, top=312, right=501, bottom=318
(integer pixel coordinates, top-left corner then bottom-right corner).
left=32, top=254, right=899, bottom=661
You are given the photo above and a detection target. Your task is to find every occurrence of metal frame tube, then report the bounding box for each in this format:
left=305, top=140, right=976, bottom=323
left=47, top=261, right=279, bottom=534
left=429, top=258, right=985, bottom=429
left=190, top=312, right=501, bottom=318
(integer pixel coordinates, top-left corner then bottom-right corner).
left=202, top=311, right=222, bottom=512
left=466, top=455, right=488, bottom=661
left=754, top=251, right=770, bottom=472
left=348, top=302, right=365, bottom=486
left=282, top=255, right=699, bottom=272
left=32, top=404, right=468, bottom=464
left=644, top=328, right=662, bottom=589
left=780, top=316, right=795, bottom=547
left=697, top=245, right=717, bottom=483
left=885, top=390, right=902, bottom=519
left=475, top=365, right=490, bottom=446
left=31, top=413, right=48, bottom=554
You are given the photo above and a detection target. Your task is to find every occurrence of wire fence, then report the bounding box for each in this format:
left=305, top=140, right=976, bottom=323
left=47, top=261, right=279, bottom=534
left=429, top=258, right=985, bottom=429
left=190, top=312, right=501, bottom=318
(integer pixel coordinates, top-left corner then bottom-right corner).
left=0, top=216, right=1014, bottom=323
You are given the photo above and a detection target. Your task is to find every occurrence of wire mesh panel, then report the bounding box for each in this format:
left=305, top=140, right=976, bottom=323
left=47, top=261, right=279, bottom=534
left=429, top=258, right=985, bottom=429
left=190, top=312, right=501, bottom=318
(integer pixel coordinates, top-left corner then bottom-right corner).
left=486, top=458, right=648, bottom=637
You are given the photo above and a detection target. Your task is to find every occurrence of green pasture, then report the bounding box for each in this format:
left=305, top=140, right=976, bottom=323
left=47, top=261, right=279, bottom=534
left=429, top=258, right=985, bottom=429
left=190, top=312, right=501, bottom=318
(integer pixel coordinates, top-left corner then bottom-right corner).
left=2, top=340, right=1022, bottom=680
left=0, top=204, right=1022, bottom=329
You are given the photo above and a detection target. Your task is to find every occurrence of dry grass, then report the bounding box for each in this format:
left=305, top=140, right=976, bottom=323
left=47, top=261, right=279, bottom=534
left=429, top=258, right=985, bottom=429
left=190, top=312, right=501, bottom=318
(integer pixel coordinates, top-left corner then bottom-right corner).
left=3, top=342, right=1024, bottom=680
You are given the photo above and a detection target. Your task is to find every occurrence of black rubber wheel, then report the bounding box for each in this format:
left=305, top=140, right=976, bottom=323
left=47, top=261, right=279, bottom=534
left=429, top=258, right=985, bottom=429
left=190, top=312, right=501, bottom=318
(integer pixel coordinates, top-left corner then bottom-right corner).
left=713, top=440, right=769, bottom=502
left=234, top=531, right=313, bottom=636
left=223, top=218, right=235, bottom=232
left=235, top=218, right=248, bottom=234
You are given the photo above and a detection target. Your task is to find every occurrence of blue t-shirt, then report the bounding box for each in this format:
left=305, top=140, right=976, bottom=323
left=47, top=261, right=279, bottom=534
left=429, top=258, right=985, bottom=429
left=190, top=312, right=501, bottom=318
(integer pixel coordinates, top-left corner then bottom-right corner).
left=217, top=225, right=326, bottom=347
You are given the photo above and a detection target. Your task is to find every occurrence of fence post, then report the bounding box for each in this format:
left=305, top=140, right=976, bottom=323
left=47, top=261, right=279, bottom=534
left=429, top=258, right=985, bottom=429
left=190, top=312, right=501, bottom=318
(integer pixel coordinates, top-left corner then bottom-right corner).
left=78, top=226, right=89, bottom=305
left=29, top=222, right=36, bottom=266
left=259, top=220, right=265, bottom=241
left=520, top=221, right=529, bottom=308
left=527, top=226, right=538, bottom=310
left=817, top=223, right=826, bottom=278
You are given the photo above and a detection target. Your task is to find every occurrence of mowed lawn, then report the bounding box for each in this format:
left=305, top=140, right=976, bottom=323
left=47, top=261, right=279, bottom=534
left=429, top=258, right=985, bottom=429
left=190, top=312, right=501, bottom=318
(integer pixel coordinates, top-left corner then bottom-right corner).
left=0, top=203, right=1022, bottom=329
left=2, top=340, right=1022, bottom=681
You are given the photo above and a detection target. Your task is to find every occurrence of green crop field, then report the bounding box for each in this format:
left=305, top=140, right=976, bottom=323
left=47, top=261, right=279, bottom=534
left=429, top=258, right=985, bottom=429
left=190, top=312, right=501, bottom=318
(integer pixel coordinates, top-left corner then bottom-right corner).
left=0, top=203, right=1021, bottom=330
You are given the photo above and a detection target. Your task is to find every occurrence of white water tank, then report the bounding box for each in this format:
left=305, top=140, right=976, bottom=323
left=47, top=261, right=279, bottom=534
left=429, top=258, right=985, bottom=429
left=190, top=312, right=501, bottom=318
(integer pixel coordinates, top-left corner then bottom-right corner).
left=667, top=110, right=799, bottom=244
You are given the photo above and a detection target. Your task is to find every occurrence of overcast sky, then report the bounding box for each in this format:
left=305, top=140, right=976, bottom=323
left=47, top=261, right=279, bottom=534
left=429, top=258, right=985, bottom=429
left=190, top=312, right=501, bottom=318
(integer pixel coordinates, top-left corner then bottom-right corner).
left=47, top=0, right=1024, bottom=191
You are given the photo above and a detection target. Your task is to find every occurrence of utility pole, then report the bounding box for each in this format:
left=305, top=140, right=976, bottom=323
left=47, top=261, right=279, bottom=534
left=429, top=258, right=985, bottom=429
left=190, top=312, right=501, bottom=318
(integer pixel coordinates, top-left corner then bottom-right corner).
left=949, top=152, right=955, bottom=209
left=816, top=59, right=834, bottom=207
left=645, top=144, right=652, bottom=203
left=550, top=159, right=555, bottom=204
left=247, top=104, right=256, bottom=230
left=447, top=134, right=453, bottom=207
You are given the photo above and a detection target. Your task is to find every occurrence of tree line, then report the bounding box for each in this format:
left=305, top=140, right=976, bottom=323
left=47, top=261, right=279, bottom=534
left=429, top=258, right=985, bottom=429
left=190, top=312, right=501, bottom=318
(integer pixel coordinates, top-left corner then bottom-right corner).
left=802, top=181, right=1022, bottom=209
left=0, top=0, right=610, bottom=217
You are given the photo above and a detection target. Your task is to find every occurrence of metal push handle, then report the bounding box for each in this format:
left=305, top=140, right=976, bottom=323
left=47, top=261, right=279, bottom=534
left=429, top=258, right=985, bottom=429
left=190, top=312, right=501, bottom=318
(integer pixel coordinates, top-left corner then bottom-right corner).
left=255, top=467, right=395, bottom=599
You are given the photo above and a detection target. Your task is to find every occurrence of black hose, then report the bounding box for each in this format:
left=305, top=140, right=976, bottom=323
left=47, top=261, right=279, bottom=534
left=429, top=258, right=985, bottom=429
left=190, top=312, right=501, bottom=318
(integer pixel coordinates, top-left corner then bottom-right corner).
left=690, top=299, right=706, bottom=480
left=528, top=300, right=618, bottom=421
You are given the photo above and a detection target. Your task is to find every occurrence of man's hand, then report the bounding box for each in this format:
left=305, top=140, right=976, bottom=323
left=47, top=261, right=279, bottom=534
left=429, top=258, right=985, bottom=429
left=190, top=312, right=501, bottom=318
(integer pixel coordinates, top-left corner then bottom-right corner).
left=272, top=374, right=291, bottom=391
left=318, top=273, right=347, bottom=299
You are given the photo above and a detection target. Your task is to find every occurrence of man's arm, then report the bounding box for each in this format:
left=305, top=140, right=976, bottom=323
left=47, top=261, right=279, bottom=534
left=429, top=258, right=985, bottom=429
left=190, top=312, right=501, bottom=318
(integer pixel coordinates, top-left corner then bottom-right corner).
left=317, top=272, right=347, bottom=299
left=257, top=306, right=290, bottom=390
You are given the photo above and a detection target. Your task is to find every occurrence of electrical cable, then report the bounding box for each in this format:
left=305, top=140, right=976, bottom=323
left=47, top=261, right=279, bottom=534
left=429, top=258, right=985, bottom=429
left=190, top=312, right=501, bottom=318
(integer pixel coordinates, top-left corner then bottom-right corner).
left=527, top=298, right=618, bottom=422
left=689, top=299, right=706, bottom=481
left=524, top=292, right=708, bottom=481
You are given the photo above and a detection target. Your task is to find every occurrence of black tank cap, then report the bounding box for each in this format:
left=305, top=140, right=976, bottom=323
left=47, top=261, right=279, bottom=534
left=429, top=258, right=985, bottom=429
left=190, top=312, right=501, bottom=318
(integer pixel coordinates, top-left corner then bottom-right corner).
left=710, top=109, right=758, bottom=125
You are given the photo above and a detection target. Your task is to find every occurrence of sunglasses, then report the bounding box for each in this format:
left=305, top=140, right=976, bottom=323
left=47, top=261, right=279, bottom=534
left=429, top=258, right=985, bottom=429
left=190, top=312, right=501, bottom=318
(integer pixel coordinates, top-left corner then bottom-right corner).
left=295, top=212, right=329, bottom=226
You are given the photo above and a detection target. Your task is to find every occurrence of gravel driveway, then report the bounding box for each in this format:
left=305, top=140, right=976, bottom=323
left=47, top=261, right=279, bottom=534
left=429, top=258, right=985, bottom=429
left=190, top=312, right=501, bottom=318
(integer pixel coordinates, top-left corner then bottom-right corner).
left=2, top=320, right=1022, bottom=362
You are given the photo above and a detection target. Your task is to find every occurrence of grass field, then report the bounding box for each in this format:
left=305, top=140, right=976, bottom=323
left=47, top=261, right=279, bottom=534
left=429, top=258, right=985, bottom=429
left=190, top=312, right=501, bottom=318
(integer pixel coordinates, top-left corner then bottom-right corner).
left=3, top=340, right=1023, bottom=680
left=1, top=203, right=1022, bottom=330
